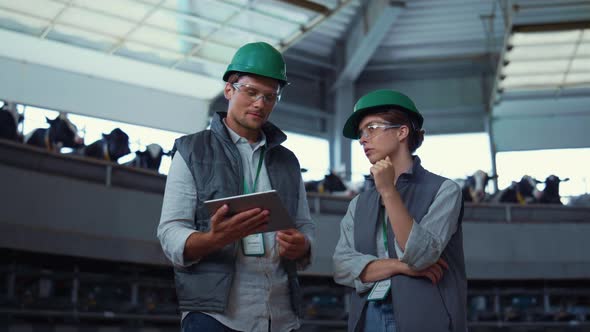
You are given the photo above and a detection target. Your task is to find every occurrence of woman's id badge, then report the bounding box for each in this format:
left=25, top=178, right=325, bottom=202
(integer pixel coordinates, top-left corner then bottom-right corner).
left=367, top=279, right=391, bottom=301
left=241, top=233, right=265, bottom=256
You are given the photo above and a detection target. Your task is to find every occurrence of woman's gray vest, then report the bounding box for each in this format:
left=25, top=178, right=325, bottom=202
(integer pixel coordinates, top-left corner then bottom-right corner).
left=172, top=112, right=303, bottom=316
left=350, top=158, right=467, bottom=332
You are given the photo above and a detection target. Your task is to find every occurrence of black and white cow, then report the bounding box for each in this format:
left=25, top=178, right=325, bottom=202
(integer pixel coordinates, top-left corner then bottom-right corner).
left=492, top=175, right=541, bottom=204
left=461, top=170, right=496, bottom=203
left=25, top=113, right=84, bottom=151
left=538, top=175, right=569, bottom=205
left=124, top=143, right=170, bottom=171
left=0, top=102, right=23, bottom=141
left=81, top=128, right=131, bottom=163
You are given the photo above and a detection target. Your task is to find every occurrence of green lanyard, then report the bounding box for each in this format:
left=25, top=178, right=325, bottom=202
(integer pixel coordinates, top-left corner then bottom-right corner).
left=243, top=146, right=265, bottom=194
left=382, top=212, right=389, bottom=255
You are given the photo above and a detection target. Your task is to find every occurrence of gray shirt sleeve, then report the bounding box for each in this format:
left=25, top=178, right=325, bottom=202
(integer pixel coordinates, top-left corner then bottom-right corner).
left=157, top=153, right=199, bottom=267
left=394, top=179, right=463, bottom=270
left=332, top=196, right=378, bottom=294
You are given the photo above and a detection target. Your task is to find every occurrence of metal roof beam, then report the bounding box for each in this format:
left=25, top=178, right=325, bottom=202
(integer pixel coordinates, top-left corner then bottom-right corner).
left=372, top=38, right=504, bottom=62
left=385, top=32, right=505, bottom=46
left=284, top=49, right=334, bottom=70
left=365, top=54, right=491, bottom=71
left=331, top=0, right=404, bottom=90
left=40, top=0, right=73, bottom=39
left=276, top=0, right=330, bottom=14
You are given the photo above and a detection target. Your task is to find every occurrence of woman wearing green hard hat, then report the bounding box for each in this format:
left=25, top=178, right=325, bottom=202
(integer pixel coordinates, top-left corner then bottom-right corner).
left=333, top=89, right=467, bottom=331
left=159, top=42, right=314, bottom=332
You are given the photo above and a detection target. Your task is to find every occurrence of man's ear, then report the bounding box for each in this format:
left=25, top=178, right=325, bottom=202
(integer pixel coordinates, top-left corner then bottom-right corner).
left=223, top=83, right=233, bottom=100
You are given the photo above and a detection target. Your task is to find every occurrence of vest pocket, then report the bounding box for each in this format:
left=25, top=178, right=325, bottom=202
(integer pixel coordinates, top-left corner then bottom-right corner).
left=174, top=268, right=233, bottom=312
left=392, top=276, right=451, bottom=331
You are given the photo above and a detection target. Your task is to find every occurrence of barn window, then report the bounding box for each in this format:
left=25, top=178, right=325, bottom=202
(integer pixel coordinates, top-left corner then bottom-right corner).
left=282, top=131, right=329, bottom=183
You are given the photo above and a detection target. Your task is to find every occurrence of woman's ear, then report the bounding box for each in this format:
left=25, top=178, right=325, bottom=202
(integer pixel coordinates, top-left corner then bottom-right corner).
left=397, top=125, right=410, bottom=141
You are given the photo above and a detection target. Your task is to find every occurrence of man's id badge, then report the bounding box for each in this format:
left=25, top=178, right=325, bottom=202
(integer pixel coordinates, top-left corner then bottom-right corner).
left=367, top=279, right=391, bottom=301
left=241, top=233, right=265, bottom=256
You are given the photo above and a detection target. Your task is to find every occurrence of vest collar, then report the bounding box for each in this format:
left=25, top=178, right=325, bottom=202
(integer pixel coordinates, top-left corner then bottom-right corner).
left=223, top=118, right=267, bottom=150
left=211, top=112, right=286, bottom=150
left=397, top=155, right=425, bottom=182
left=364, top=155, right=425, bottom=189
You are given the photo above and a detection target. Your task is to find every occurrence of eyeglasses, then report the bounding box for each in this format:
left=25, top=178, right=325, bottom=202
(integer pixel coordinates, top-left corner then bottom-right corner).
left=231, top=83, right=281, bottom=104
left=357, top=122, right=402, bottom=140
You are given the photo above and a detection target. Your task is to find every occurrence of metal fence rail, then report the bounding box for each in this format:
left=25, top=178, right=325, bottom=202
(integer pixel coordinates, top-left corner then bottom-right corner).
left=2, top=139, right=589, bottom=224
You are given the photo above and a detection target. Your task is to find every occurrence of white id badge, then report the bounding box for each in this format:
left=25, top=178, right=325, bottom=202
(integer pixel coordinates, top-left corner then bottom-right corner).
left=367, top=279, right=391, bottom=301
left=241, top=233, right=265, bottom=256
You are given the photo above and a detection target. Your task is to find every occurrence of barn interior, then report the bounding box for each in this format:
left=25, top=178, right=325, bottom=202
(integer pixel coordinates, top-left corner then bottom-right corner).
left=1, top=0, right=590, bottom=331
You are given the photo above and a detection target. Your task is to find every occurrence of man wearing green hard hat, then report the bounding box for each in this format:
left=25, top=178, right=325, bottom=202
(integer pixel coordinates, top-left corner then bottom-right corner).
left=333, top=89, right=467, bottom=331
left=158, top=42, right=314, bottom=332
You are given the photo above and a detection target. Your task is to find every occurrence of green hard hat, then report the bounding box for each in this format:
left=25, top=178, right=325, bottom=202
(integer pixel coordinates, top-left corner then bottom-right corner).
left=223, top=42, right=287, bottom=85
left=342, top=89, right=424, bottom=139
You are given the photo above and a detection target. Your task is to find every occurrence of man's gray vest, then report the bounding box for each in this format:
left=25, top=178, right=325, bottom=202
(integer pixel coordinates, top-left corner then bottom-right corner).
left=350, top=157, right=467, bottom=332
left=172, top=112, right=303, bottom=316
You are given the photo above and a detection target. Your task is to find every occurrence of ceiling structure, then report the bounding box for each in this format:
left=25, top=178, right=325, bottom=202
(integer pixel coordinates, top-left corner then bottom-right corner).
left=0, top=0, right=358, bottom=100
left=499, top=24, right=590, bottom=93
left=0, top=0, right=589, bottom=161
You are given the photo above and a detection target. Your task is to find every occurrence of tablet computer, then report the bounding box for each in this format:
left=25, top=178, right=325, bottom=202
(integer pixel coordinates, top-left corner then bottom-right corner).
left=203, top=190, right=295, bottom=232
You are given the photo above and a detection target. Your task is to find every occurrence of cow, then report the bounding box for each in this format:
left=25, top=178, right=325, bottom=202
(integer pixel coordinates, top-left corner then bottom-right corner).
left=81, top=128, right=131, bottom=163
left=538, top=175, right=569, bottom=205
left=25, top=113, right=84, bottom=151
left=124, top=143, right=171, bottom=171
left=491, top=175, right=541, bottom=204
left=305, top=178, right=322, bottom=193
left=461, top=170, right=496, bottom=203
left=323, top=172, right=347, bottom=193
left=0, top=102, right=23, bottom=142
left=305, top=171, right=348, bottom=194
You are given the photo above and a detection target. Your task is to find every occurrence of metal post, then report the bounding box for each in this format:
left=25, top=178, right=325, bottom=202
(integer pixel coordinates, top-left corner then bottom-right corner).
left=314, top=196, right=321, bottom=214
left=7, top=263, right=16, bottom=299
left=505, top=205, right=512, bottom=222
left=131, top=282, right=139, bottom=307
left=485, top=0, right=513, bottom=194
left=543, top=292, right=550, bottom=313
left=486, top=113, right=499, bottom=193
left=72, top=266, right=79, bottom=308
left=494, top=288, right=501, bottom=316
left=106, top=165, right=112, bottom=187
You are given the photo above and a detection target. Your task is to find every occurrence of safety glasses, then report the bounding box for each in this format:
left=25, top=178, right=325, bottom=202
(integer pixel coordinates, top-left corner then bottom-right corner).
left=231, top=83, right=281, bottom=105
left=357, top=122, right=402, bottom=140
